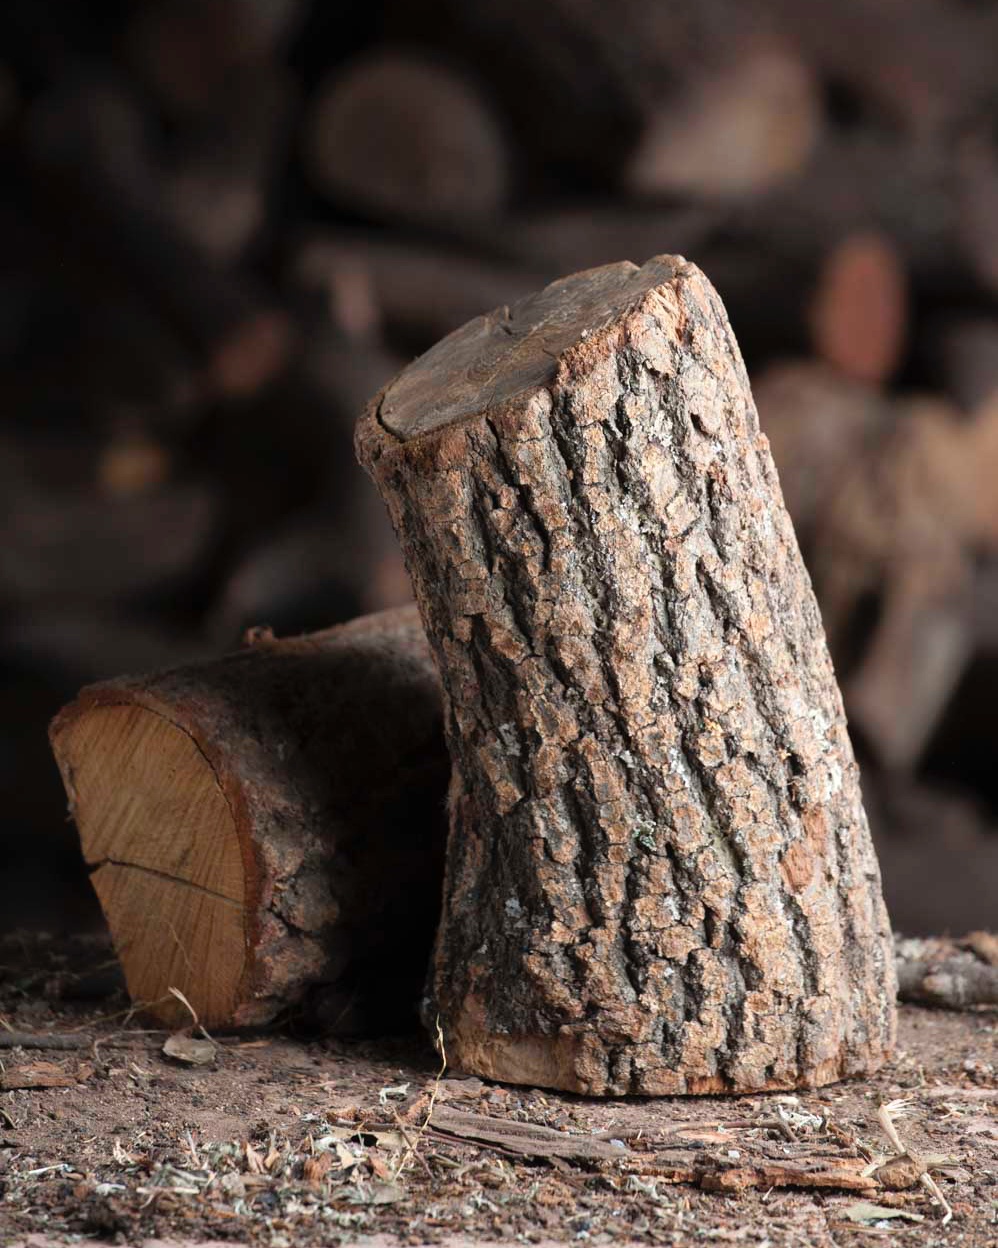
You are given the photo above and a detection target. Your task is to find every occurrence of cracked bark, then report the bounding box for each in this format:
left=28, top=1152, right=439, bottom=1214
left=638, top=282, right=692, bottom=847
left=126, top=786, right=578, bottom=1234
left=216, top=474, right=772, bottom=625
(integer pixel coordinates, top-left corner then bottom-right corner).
left=49, top=606, right=448, bottom=1033
left=357, top=255, right=896, bottom=1095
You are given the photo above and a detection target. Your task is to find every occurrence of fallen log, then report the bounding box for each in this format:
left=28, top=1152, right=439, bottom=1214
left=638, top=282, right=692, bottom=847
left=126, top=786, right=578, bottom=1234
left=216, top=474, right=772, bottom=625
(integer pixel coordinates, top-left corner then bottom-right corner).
left=895, top=934, right=998, bottom=1009
left=303, top=49, right=509, bottom=229
left=49, top=607, right=448, bottom=1033
left=357, top=255, right=897, bottom=1095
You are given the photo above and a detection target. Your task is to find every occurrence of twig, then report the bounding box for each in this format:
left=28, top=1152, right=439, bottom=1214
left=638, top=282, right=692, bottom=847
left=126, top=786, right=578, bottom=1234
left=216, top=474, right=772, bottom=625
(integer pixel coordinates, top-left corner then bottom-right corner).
left=167, top=986, right=219, bottom=1052
left=0, top=1029, right=172, bottom=1050
left=392, top=1016, right=446, bottom=1181
left=876, top=1099, right=953, bottom=1225
left=388, top=1112, right=435, bottom=1180
left=0, top=1032, right=89, bottom=1050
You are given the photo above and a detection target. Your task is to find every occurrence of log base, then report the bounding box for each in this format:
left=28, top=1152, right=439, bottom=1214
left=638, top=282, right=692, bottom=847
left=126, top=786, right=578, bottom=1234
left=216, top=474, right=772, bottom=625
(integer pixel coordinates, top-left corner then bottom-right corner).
left=446, top=1003, right=890, bottom=1096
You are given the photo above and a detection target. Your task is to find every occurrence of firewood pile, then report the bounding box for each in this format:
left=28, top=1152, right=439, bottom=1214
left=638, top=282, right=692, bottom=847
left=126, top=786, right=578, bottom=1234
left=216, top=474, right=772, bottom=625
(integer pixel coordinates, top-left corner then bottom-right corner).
left=2, top=0, right=998, bottom=934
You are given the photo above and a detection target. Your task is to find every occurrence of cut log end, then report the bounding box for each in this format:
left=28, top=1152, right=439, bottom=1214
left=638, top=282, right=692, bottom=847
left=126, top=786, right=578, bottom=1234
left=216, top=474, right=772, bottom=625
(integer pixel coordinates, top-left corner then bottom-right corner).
left=376, top=255, right=690, bottom=442
left=51, top=702, right=248, bottom=1030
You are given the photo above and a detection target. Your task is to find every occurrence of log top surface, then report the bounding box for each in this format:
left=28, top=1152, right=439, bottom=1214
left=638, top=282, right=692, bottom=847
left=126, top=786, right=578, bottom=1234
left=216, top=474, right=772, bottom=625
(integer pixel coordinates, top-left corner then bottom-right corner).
left=377, top=254, right=690, bottom=441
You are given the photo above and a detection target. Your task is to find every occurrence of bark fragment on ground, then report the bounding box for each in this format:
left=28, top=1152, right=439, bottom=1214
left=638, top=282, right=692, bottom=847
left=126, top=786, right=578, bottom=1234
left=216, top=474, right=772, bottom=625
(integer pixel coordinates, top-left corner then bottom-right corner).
left=357, top=254, right=897, bottom=1095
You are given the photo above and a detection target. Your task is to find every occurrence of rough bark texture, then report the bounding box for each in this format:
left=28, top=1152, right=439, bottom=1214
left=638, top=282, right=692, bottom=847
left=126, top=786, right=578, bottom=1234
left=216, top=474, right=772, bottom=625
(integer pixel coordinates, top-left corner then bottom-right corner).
left=357, top=255, right=896, bottom=1095
left=49, top=606, right=448, bottom=1033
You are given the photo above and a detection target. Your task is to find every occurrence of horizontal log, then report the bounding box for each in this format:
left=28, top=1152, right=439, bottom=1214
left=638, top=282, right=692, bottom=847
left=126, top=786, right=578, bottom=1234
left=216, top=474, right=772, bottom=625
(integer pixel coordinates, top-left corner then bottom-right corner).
left=303, top=49, right=509, bottom=228
left=49, top=607, right=448, bottom=1033
left=625, top=47, right=821, bottom=201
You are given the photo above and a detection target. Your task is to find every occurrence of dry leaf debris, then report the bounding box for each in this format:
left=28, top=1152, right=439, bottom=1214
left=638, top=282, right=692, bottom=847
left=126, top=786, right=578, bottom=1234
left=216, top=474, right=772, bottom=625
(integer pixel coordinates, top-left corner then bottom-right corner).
left=1, top=932, right=995, bottom=1246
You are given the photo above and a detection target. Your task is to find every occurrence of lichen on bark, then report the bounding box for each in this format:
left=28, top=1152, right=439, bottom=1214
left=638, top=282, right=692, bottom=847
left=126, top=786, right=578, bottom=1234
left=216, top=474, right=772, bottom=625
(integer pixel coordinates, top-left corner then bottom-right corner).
left=357, top=255, right=896, bottom=1095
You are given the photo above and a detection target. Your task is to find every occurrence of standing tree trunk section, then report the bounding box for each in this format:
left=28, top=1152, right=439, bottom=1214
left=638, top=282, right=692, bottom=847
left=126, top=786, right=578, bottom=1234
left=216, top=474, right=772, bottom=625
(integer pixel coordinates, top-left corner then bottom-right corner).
left=357, top=255, right=896, bottom=1096
left=49, top=607, right=448, bottom=1034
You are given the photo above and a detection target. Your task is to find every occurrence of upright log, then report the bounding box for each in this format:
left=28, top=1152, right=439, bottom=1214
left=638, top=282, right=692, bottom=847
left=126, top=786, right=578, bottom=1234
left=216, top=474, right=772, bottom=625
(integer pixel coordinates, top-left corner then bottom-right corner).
left=357, top=256, right=896, bottom=1095
left=49, top=607, right=448, bottom=1033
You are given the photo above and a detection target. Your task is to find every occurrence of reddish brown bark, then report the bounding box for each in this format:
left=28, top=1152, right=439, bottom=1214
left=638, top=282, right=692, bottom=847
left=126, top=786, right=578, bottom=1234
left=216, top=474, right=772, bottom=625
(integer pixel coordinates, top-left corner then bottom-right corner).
left=358, top=255, right=897, bottom=1095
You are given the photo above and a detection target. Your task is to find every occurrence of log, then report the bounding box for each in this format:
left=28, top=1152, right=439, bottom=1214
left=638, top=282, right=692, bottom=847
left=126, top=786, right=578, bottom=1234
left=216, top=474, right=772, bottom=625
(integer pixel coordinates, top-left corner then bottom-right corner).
left=49, top=607, right=448, bottom=1034
left=23, top=77, right=292, bottom=400
left=405, top=0, right=761, bottom=181
left=808, top=232, right=907, bottom=385
left=812, top=397, right=977, bottom=769
left=624, top=47, right=821, bottom=201
left=764, top=0, right=998, bottom=131
left=357, top=255, right=897, bottom=1095
left=753, top=361, right=890, bottom=544
left=303, top=49, right=509, bottom=229
left=0, top=462, right=219, bottom=608
left=295, top=234, right=545, bottom=350
left=895, top=934, right=998, bottom=1009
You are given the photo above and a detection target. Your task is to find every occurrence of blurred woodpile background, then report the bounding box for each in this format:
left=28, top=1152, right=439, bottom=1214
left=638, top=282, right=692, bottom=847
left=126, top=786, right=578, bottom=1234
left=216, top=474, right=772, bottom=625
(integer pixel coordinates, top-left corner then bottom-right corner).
left=2, top=0, right=997, bottom=935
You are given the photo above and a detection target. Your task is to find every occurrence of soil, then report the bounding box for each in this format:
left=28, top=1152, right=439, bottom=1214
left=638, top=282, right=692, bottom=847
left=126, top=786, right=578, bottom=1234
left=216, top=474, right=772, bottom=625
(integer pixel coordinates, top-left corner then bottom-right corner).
left=1, top=934, right=995, bottom=1248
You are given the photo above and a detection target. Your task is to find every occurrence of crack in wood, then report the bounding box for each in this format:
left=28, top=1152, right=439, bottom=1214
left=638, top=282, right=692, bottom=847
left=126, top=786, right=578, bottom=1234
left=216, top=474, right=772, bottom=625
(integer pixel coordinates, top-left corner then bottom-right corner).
left=90, top=859, right=245, bottom=909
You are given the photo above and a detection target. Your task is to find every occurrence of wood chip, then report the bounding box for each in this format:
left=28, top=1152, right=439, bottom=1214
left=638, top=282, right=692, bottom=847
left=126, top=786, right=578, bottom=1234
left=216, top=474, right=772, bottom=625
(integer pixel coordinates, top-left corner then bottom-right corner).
left=0, top=1060, right=94, bottom=1089
left=162, top=1033, right=216, bottom=1066
left=839, top=1201, right=925, bottom=1224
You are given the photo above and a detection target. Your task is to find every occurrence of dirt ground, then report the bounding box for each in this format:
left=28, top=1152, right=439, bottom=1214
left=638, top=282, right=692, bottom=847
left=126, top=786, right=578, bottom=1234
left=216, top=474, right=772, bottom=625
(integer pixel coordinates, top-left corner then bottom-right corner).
left=1, top=934, right=995, bottom=1248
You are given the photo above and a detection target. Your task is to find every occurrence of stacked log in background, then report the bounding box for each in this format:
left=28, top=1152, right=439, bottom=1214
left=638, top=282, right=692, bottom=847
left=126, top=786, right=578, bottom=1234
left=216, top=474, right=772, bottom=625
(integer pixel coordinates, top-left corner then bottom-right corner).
left=3, top=0, right=998, bottom=934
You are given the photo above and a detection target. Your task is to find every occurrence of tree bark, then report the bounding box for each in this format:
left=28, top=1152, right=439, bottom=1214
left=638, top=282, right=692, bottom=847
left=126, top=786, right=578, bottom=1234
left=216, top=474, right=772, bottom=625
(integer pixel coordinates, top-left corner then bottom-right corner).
left=357, top=255, right=896, bottom=1095
left=49, top=606, right=448, bottom=1034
